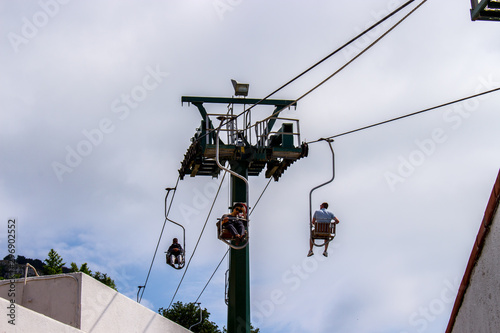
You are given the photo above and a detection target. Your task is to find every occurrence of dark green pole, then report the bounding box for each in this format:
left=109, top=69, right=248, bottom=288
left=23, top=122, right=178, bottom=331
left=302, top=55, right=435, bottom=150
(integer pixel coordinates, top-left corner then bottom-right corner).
left=227, top=161, right=250, bottom=333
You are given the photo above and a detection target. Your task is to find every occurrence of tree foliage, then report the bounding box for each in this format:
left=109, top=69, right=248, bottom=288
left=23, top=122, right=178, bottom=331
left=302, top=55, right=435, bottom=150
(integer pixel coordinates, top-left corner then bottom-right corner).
left=16, top=255, right=44, bottom=271
left=92, top=271, right=117, bottom=290
left=0, top=255, right=43, bottom=279
left=39, top=250, right=117, bottom=290
left=70, top=262, right=117, bottom=290
left=159, top=302, right=260, bottom=333
left=79, top=263, right=91, bottom=275
left=159, top=302, right=221, bottom=333
left=43, top=248, right=65, bottom=275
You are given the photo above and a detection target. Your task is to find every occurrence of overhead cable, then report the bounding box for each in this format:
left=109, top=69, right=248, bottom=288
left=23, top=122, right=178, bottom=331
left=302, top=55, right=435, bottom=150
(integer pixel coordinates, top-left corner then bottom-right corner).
left=166, top=0, right=427, bottom=307
left=237, top=0, right=416, bottom=116
left=306, top=86, right=500, bottom=143
left=194, top=248, right=229, bottom=304
left=254, top=0, right=429, bottom=127
left=194, top=0, right=418, bottom=144
left=139, top=175, right=180, bottom=303
left=167, top=171, right=228, bottom=309
left=192, top=177, right=273, bottom=303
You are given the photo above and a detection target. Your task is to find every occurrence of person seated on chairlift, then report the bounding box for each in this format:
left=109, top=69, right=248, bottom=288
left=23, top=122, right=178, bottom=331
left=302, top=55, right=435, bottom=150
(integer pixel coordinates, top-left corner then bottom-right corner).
left=221, top=203, right=247, bottom=240
left=308, top=202, right=340, bottom=258
left=167, top=238, right=183, bottom=267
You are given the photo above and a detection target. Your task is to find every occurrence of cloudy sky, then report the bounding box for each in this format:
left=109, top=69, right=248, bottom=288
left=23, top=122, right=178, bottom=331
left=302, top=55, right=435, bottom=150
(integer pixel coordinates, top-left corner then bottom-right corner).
left=2, top=0, right=500, bottom=332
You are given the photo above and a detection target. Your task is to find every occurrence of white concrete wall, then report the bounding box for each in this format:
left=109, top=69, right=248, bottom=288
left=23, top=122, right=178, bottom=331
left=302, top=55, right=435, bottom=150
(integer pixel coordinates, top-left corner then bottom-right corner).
left=0, top=296, right=84, bottom=333
left=0, top=272, right=191, bottom=333
left=0, top=274, right=81, bottom=327
left=451, top=208, right=500, bottom=333
left=79, top=272, right=190, bottom=333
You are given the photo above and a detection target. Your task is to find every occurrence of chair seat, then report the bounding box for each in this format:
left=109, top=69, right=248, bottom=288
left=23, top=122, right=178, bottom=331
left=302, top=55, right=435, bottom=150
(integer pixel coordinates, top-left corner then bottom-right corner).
left=217, top=218, right=248, bottom=241
left=312, top=222, right=335, bottom=239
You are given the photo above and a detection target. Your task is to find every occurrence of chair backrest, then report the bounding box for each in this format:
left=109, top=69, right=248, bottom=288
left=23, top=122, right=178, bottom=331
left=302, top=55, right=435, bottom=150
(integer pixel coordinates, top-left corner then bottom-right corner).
left=312, top=222, right=336, bottom=238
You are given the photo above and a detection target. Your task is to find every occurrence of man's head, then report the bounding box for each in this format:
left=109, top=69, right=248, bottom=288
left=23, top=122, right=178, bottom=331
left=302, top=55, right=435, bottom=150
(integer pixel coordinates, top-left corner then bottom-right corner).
left=233, top=203, right=246, bottom=214
left=173, top=238, right=178, bottom=243
left=321, top=202, right=329, bottom=209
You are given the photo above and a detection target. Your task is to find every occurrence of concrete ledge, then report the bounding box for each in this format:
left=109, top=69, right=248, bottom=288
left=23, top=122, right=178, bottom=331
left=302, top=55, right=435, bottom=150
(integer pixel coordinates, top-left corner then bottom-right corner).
left=0, top=296, right=84, bottom=332
left=0, top=272, right=191, bottom=333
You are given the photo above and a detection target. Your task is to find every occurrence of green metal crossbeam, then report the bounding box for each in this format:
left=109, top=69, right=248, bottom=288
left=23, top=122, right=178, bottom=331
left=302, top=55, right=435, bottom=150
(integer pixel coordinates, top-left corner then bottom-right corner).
left=182, top=96, right=297, bottom=107
left=471, top=0, right=500, bottom=21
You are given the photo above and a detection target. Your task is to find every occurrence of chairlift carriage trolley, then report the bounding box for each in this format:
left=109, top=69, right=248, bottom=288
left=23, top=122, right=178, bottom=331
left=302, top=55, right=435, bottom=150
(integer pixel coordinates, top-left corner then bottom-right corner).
left=213, top=123, right=251, bottom=250
left=177, top=95, right=308, bottom=250
left=309, top=138, right=337, bottom=247
left=163, top=187, right=186, bottom=270
left=471, top=0, right=500, bottom=21
left=177, top=96, right=308, bottom=181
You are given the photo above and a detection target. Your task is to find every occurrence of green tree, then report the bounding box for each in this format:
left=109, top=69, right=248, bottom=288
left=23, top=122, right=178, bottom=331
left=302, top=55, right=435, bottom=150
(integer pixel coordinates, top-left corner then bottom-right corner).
left=16, top=255, right=27, bottom=265
left=70, top=262, right=117, bottom=291
left=70, top=262, right=92, bottom=275
left=3, top=254, right=15, bottom=261
left=34, top=259, right=44, bottom=269
left=92, top=271, right=117, bottom=291
left=80, top=263, right=92, bottom=275
left=43, top=249, right=65, bottom=275
left=159, top=302, right=260, bottom=333
left=159, top=302, right=221, bottom=333
left=69, top=262, right=79, bottom=273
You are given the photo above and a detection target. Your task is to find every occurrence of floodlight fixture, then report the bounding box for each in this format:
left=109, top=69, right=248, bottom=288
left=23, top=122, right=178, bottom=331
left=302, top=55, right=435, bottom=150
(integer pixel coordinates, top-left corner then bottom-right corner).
left=231, top=79, right=249, bottom=97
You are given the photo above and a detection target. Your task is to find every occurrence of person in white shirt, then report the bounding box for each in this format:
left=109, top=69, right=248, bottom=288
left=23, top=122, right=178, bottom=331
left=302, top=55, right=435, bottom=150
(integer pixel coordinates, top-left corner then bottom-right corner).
left=308, top=202, right=339, bottom=257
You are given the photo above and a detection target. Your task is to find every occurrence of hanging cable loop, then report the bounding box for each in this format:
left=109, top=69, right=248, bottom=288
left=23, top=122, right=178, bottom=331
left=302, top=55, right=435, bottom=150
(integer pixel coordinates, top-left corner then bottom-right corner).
left=189, top=303, right=203, bottom=330
left=137, top=286, right=145, bottom=302
left=164, top=187, right=186, bottom=270
left=138, top=176, right=180, bottom=303
left=215, top=122, right=250, bottom=250
left=167, top=171, right=228, bottom=309
left=309, top=139, right=336, bottom=247
left=193, top=177, right=273, bottom=304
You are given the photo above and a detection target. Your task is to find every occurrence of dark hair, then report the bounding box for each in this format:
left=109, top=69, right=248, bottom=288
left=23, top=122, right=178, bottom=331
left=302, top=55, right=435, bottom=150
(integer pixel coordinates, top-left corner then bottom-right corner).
left=173, top=238, right=178, bottom=242
left=322, top=202, right=329, bottom=209
left=233, top=203, right=245, bottom=210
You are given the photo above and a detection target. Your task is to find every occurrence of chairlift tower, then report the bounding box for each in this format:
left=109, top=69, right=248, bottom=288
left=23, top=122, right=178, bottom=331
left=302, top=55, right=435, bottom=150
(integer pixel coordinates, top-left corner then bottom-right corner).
left=178, top=82, right=308, bottom=333
left=471, top=0, right=500, bottom=21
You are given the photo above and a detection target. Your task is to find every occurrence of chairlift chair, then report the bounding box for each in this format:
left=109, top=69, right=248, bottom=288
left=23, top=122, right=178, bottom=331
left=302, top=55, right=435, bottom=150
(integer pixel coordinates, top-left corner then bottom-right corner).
left=165, top=248, right=185, bottom=270
left=309, top=139, right=338, bottom=247
left=216, top=203, right=249, bottom=250
left=217, top=217, right=248, bottom=240
left=311, top=220, right=337, bottom=240
left=164, top=187, right=186, bottom=270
